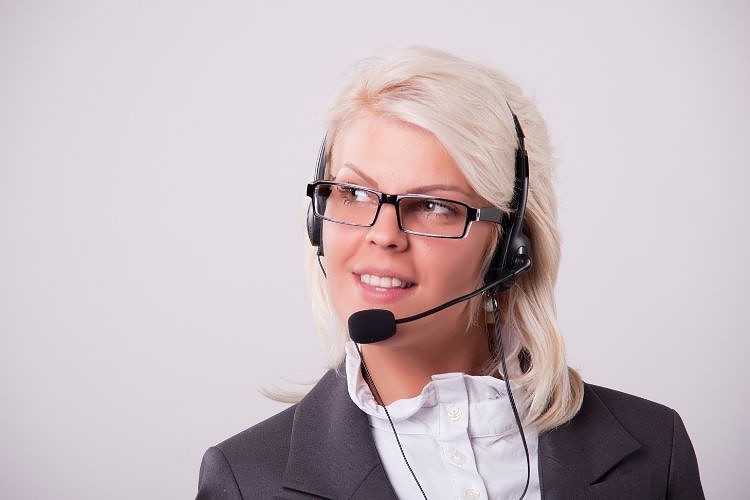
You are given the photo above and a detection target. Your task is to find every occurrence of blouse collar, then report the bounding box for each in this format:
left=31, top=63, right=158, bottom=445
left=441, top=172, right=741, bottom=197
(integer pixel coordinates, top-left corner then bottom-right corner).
left=344, top=341, right=531, bottom=426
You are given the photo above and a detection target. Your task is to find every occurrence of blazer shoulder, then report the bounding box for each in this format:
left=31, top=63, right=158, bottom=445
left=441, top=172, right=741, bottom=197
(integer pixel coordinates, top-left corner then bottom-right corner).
left=216, top=403, right=298, bottom=458
left=579, top=383, right=681, bottom=462
left=584, top=383, right=675, bottom=425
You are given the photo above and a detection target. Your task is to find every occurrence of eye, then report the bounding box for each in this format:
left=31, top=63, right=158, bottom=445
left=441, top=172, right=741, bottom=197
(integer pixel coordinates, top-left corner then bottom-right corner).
left=335, top=184, right=372, bottom=203
left=419, top=199, right=460, bottom=217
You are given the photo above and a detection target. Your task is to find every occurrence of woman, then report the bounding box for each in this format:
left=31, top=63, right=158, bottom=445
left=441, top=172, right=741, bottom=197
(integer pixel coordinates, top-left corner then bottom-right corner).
left=197, top=47, right=704, bottom=499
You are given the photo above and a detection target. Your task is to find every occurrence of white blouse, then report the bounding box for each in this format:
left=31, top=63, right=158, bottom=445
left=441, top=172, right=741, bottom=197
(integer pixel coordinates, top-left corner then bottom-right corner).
left=345, top=342, right=540, bottom=500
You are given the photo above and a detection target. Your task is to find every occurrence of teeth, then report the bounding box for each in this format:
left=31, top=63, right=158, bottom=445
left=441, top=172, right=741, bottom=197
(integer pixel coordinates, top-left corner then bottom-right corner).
left=360, top=274, right=410, bottom=289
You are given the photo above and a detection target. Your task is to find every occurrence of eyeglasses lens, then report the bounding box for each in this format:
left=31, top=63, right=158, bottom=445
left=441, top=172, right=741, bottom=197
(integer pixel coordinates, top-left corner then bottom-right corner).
left=398, top=198, right=468, bottom=237
left=314, top=184, right=378, bottom=226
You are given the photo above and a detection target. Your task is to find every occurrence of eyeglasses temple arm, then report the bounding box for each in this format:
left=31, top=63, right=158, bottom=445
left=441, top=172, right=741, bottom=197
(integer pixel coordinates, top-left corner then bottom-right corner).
left=475, top=206, right=504, bottom=224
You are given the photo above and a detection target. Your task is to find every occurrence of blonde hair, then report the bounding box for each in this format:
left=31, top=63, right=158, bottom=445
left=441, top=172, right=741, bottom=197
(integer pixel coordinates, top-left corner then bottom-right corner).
left=304, top=46, right=583, bottom=432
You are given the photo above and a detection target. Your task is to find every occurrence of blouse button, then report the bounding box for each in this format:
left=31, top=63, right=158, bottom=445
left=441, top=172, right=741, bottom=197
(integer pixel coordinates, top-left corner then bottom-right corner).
left=464, top=488, right=480, bottom=500
left=446, top=406, right=462, bottom=422
left=449, top=449, right=467, bottom=466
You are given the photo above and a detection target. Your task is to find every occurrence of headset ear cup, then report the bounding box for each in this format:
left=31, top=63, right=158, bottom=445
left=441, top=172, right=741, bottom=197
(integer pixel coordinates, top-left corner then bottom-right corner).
left=484, top=230, right=514, bottom=291
left=307, top=203, right=324, bottom=256
left=306, top=203, right=319, bottom=246
left=484, top=245, right=527, bottom=292
left=511, top=232, right=531, bottom=267
left=484, top=208, right=513, bottom=288
left=484, top=243, right=503, bottom=288
left=483, top=218, right=530, bottom=291
left=307, top=136, right=328, bottom=257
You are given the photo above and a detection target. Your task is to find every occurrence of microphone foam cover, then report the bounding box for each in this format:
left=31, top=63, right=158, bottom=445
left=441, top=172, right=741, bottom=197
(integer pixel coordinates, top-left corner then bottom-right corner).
left=348, top=309, right=397, bottom=344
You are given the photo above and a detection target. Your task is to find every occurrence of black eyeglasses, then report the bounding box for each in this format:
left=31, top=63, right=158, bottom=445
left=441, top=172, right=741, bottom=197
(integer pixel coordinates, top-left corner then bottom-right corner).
left=306, top=181, right=503, bottom=239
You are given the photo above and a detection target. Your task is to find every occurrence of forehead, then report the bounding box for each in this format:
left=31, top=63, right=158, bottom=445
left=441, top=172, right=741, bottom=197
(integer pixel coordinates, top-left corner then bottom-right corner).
left=329, top=114, right=477, bottom=198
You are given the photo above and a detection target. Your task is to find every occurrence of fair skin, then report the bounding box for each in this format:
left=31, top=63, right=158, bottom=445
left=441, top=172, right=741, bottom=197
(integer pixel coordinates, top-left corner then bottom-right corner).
left=323, top=113, right=497, bottom=405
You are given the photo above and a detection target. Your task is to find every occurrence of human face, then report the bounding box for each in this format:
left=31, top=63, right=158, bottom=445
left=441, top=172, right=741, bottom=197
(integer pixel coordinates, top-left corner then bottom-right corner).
left=324, top=114, right=495, bottom=348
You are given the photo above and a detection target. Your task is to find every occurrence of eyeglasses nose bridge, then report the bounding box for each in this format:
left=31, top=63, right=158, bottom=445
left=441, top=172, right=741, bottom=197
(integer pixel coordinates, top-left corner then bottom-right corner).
left=371, top=193, right=402, bottom=229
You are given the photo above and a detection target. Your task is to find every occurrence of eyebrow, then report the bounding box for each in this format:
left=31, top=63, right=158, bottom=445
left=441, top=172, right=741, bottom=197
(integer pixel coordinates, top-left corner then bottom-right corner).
left=335, top=162, right=475, bottom=198
left=336, top=163, right=379, bottom=187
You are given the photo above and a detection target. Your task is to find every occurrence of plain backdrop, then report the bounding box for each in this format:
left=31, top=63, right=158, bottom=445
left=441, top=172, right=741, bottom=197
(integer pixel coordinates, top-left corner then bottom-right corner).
left=1, top=1, right=748, bottom=498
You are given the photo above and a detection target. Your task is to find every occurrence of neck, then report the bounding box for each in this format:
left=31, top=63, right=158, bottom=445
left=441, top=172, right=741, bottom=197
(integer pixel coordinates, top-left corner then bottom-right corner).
left=358, top=323, right=491, bottom=406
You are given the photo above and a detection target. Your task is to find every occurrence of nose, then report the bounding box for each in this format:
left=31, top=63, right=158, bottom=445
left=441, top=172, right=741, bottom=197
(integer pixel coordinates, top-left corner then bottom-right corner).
left=366, top=203, right=408, bottom=251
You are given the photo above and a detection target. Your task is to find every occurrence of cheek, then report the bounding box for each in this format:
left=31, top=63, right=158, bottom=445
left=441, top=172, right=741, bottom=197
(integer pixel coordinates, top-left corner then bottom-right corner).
left=321, top=223, right=360, bottom=314
left=321, top=223, right=358, bottom=270
left=426, top=234, right=493, bottom=289
left=447, top=249, right=486, bottom=288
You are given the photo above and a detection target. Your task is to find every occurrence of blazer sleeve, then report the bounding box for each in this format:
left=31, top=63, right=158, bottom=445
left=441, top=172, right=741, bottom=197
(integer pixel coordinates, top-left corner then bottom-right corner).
left=668, top=410, right=705, bottom=499
left=196, top=446, right=243, bottom=500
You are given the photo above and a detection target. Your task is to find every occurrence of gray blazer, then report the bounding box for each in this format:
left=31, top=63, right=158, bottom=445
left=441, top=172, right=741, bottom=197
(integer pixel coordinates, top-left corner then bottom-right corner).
left=197, top=369, right=704, bottom=499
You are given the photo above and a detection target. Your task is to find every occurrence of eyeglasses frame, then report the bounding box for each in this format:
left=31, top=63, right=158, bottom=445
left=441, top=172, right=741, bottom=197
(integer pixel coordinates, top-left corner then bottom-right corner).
left=306, top=180, right=504, bottom=239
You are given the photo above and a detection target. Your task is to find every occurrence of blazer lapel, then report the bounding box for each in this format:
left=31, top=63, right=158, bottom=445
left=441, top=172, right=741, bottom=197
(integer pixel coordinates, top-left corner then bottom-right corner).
left=279, top=369, right=398, bottom=499
left=539, top=384, right=645, bottom=499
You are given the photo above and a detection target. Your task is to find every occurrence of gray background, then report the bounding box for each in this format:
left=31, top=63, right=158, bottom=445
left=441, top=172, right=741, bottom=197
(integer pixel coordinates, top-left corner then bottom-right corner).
left=1, top=1, right=747, bottom=498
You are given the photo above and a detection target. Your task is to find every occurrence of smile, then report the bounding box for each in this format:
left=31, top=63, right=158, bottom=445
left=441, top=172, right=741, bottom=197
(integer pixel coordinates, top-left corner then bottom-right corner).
left=359, top=274, right=414, bottom=289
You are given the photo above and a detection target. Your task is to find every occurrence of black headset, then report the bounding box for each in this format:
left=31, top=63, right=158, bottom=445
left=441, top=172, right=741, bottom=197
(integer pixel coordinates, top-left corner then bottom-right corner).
left=306, top=111, right=531, bottom=292
left=306, top=138, right=329, bottom=257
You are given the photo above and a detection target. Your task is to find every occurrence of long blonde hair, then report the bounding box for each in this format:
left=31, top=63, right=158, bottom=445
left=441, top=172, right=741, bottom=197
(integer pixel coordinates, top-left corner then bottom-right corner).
left=304, top=46, right=583, bottom=432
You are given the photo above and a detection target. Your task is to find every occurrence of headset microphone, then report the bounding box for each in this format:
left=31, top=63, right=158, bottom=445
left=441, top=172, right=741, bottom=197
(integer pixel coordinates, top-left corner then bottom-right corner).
left=348, top=255, right=531, bottom=344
